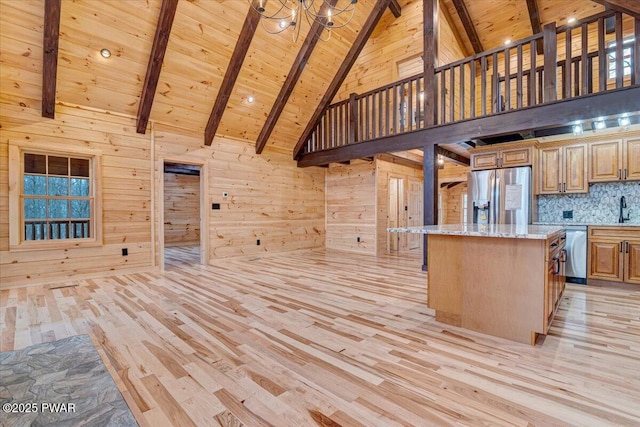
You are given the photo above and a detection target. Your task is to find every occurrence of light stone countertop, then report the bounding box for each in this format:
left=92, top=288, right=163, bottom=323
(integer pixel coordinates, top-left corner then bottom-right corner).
left=533, top=221, right=640, bottom=227
left=388, top=223, right=565, bottom=240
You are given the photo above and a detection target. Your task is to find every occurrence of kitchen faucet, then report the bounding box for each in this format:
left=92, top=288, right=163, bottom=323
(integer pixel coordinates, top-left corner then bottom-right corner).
left=619, top=196, right=630, bottom=223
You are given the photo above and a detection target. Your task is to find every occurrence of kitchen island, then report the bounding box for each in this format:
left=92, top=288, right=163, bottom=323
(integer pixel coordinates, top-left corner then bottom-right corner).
left=389, top=224, right=566, bottom=345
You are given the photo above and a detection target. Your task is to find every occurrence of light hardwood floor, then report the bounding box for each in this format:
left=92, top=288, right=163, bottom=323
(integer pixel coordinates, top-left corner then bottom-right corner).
left=1, top=248, right=639, bottom=426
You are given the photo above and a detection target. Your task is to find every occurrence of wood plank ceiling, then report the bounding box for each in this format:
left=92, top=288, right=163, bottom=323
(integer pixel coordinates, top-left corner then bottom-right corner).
left=12, top=0, right=624, bottom=157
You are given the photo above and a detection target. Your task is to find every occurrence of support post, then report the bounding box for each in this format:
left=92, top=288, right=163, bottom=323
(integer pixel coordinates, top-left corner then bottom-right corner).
left=422, top=0, right=438, bottom=271
left=422, top=144, right=438, bottom=271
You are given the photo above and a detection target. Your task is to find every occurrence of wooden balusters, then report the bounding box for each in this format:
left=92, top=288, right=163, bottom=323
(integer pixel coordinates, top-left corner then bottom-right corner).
left=581, top=23, right=589, bottom=96
left=543, top=22, right=557, bottom=103
left=615, top=12, right=623, bottom=89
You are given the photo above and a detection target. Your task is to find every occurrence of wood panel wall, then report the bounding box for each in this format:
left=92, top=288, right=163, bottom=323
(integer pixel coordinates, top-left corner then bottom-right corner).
left=325, top=160, right=377, bottom=255
left=163, top=172, right=200, bottom=247
left=439, top=183, right=468, bottom=224
left=376, top=160, right=423, bottom=255
left=153, top=125, right=325, bottom=261
left=336, top=0, right=467, bottom=101
left=0, top=105, right=153, bottom=287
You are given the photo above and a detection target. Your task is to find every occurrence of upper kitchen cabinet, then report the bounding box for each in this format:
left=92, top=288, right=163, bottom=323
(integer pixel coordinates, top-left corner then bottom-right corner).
left=538, top=143, right=587, bottom=195
left=470, top=141, right=538, bottom=171
left=589, top=137, right=640, bottom=182
left=624, top=137, right=640, bottom=181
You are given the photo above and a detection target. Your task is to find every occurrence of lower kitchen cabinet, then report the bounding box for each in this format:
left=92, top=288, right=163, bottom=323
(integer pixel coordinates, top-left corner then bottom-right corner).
left=545, top=232, right=566, bottom=331
left=588, top=226, right=640, bottom=285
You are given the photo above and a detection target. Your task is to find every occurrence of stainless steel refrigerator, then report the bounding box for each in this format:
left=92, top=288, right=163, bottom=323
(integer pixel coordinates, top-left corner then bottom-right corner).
left=467, top=166, right=532, bottom=225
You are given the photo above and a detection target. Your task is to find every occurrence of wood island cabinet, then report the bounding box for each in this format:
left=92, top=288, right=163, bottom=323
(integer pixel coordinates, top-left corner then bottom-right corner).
left=589, top=138, right=640, bottom=183
left=470, top=140, right=537, bottom=171
left=538, top=143, right=587, bottom=194
left=588, top=226, right=640, bottom=285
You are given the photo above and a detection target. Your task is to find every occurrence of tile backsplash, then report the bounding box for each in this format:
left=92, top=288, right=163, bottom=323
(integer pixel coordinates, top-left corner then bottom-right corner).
left=537, top=181, right=640, bottom=224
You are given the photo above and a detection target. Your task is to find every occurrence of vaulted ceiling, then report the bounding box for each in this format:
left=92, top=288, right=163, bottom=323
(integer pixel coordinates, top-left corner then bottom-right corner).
left=2, top=0, right=635, bottom=157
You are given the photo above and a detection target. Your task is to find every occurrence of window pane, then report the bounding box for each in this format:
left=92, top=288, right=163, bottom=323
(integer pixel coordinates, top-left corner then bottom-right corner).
left=24, top=175, right=46, bottom=195
left=71, top=178, right=90, bottom=196
left=48, top=177, right=69, bottom=196
left=71, top=200, right=90, bottom=219
left=48, top=156, right=68, bottom=175
left=49, top=199, right=69, bottom=219
left=24, top=153, right=46, bottom=174
left=24, top=199, right=46, bottom=219
left=70, top=158, right=90, bottom=177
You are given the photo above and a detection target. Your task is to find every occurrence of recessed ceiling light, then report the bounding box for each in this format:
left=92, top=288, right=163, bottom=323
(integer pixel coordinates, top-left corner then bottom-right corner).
left=247, top=95, right=255, bottom=103
left=504, top=39, right=511, bottom=46
left=100, top=48, right=111, bottom=58
left=567, top=17, right=576, bottom=24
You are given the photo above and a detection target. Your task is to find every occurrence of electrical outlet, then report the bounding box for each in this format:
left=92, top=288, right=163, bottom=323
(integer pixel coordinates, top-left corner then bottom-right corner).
left=562, top=210, right=573, bottom=219
left=121, top=248, right=128, bottom=256
left=257, top=239, right=260, bottom=246
left=212, top=203, right=220, bottom=210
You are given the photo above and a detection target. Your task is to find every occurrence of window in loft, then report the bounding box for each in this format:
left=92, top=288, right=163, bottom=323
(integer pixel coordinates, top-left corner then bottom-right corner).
left=607, top=38, right=634, bottom=79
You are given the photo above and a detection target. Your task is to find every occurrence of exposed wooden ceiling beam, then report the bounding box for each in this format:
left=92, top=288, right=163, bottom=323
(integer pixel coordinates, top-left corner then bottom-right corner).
left=206, top=2, right=261, bottom=146
left=136, top=0, right=178, bottom=134
left=42, top=0, right=61, bottom=119
left=439, top=0, right=472, bottom=58
left=388, top=0, right=401, bottom=18
left=297, top=86, right=640, bottom=166
left=451, top=0, right=483, bottom=54
left=591, top=0, right=640, bottom=17
left=164, top=162, right=201, bottom=176
left=255, top=0, right=338, bottom=154
left=525, top=0, right=544, bottom=55
left=376, top=153, right=423, bottom=169
left=293, top=0, right=391, bottom=159
left=436, top=146, right=470, bottom=166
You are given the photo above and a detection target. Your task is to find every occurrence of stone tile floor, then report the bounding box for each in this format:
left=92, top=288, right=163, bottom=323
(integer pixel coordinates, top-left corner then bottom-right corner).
left=0, top=335, right=137, bottom=426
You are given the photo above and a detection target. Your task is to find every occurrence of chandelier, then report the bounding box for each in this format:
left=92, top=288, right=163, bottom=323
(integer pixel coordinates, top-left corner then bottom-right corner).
left=248, top=0, right=358, bottom=42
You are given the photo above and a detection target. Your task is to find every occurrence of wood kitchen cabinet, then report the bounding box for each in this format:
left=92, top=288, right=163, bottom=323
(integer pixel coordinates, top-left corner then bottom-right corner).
left=470, top=140, right=538, bottom=171
left=589, top=138, right=640, bottom=182
left=538, top=143, right=587, bottom=194
left=588, top=226, right=640, bottom=285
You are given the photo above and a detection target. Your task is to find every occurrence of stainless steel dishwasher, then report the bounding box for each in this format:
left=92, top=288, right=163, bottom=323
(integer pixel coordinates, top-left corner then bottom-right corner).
left=565, top=225, right=587, bottom=284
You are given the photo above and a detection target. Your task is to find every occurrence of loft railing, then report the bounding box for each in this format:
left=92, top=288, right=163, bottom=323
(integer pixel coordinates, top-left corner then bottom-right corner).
left=301, top=10, right=639, bottom=156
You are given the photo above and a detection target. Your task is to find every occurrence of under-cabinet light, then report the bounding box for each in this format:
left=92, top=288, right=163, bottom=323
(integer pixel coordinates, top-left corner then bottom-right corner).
left=593, top=120, right=606, bottom=131
left=572, top=124, right=583, bottom=135
left=618, top=115, right=631, bottom=127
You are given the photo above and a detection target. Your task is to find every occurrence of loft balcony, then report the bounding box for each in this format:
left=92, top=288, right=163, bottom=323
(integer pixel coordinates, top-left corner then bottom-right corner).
left=296, top=10, right=640, bottom=167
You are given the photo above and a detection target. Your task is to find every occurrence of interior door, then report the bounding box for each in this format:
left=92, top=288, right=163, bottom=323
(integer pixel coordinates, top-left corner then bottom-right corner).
left=388, top=177, right=403, bottom=251
left=408, top=177, right=423, bottom=250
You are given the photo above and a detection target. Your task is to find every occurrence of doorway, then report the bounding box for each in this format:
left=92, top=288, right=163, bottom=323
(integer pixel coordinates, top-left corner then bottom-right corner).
left=388, top=176, right=404, bottom=252
left=162, top=161, right=203, bottom=269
